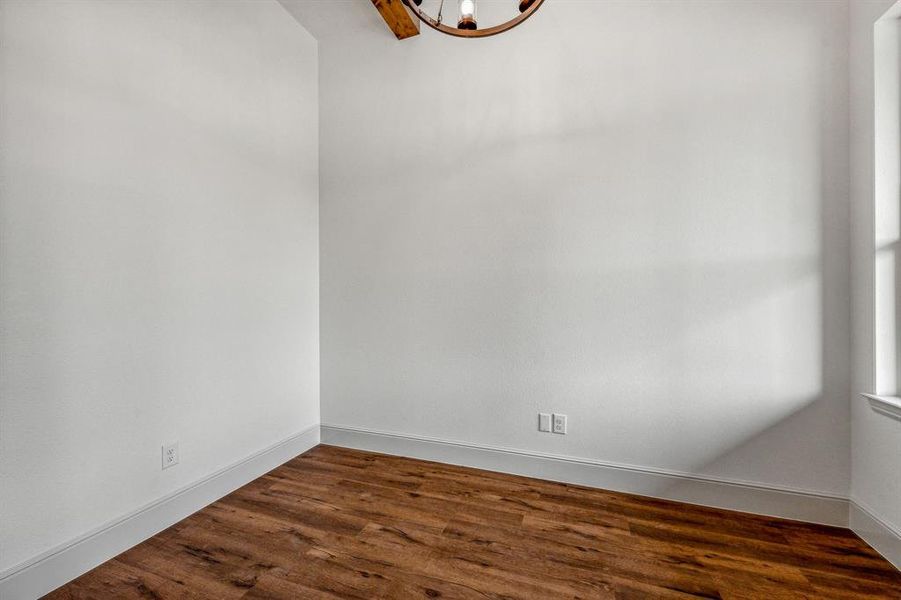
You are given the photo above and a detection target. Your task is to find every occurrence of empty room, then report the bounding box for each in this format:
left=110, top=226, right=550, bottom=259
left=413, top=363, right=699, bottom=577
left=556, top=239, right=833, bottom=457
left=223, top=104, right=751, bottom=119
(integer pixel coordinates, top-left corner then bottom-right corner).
left=1, top=0, right=900, bottom=598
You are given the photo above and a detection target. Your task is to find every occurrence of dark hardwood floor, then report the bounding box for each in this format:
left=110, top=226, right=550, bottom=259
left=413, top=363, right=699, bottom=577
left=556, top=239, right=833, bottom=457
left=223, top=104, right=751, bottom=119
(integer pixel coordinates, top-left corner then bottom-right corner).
left=46, top=445, right=901, bottom=599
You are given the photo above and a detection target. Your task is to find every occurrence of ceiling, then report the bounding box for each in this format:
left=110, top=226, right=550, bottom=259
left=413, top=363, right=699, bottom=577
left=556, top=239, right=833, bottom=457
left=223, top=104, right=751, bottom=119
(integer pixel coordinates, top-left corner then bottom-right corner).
left=279, top=0, right=395, bottom=41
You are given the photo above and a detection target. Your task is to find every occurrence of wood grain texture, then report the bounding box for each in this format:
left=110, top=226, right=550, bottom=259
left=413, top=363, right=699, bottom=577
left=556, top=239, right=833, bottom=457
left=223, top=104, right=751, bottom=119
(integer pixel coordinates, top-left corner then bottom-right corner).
left=371, top=0, right=419, bottom=40
left=45, top=445, right=901, bottom=599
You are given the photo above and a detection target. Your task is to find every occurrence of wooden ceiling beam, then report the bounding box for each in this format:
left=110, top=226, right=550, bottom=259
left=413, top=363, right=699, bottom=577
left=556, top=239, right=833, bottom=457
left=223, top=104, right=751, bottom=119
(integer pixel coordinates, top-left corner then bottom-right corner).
left=371, top=0, right=420, bottom=40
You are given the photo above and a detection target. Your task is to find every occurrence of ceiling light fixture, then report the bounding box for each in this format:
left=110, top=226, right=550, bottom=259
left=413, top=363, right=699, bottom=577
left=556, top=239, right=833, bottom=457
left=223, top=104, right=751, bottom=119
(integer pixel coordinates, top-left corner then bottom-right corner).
left=403, top=0, right=545, bottom=38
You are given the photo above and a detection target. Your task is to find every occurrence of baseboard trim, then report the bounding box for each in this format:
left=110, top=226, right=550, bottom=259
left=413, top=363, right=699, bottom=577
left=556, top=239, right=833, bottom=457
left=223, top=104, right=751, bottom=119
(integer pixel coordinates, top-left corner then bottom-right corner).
left=321, top=424, right=850, bottom=527
left=0, top=424, right=320, bottom=600
left=850, top=499, right=901, bottom=570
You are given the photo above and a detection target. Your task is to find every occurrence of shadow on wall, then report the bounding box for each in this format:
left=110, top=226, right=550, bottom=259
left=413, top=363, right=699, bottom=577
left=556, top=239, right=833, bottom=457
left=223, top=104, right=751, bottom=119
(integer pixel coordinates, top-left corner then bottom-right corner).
left=659, top=32, right=851, bottom=498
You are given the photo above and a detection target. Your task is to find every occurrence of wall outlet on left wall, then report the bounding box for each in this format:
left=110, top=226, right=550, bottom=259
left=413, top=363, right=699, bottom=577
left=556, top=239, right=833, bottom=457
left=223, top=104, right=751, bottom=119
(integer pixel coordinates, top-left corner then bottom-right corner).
left=162, top=442, right=179, bottom=469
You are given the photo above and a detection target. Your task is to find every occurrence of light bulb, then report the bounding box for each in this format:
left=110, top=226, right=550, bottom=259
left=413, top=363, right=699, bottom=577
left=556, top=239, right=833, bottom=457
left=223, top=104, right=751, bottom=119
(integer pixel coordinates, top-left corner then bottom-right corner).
left=458, top=0, right=477, bottom=29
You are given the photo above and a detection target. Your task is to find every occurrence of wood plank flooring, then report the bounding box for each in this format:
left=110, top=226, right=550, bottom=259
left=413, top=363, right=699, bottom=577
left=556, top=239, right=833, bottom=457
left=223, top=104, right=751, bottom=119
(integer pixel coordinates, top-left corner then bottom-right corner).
left=46, top=445, right=901, bottom=599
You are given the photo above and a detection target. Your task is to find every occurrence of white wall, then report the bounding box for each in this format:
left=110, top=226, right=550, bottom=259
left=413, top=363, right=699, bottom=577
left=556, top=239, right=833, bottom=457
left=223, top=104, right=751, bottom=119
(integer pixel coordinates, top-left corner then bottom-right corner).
left=307, top=0, right=852, bottom=498
left=0, top=0, right=319, bottom=574
left=850, top=0, right=901, bottom=561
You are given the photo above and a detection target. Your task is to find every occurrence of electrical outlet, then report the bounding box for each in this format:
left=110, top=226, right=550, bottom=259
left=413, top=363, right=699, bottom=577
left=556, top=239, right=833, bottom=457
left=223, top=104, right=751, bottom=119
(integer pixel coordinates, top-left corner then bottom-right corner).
left=538, top=413, right=551, bottom=432
left=162, top=442, right=179, bottom=469
left=552, top=413, right=567, bottom=434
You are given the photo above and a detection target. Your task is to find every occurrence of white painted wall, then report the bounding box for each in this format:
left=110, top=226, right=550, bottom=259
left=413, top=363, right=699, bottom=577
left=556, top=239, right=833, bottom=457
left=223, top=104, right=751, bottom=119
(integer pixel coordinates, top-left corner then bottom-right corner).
left=850, top=0, right=901, bottom=558
left=304, top=0, right=852, bottom=498
left=0, top=0, right=319, bottom=574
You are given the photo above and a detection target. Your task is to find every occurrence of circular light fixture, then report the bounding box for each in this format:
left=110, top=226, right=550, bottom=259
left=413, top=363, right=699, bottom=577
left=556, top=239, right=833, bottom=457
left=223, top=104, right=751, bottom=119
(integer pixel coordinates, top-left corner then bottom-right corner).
left=403, top=0, right=546, bottom=38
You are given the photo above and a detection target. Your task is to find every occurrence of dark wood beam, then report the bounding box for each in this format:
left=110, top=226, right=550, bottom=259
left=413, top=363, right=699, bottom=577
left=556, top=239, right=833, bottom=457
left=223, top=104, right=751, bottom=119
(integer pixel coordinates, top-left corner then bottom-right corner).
left=371, top=0, right=419, bottom=40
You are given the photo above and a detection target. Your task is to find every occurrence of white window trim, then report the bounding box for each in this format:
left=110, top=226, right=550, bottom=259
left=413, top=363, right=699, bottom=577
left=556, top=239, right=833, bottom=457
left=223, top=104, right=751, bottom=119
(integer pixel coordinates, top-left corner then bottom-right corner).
left=862, top=394, right=901, bottom=421
left=868, top=7, right=901, bottom=421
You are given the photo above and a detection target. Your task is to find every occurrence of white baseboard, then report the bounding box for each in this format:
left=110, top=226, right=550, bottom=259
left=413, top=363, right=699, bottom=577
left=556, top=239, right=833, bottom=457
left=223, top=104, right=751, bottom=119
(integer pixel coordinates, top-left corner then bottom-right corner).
left=4, top=423, right=877, bottom=600
left=321, top=424, right=850, bottom=527
left=0, top=424, right=320, bottom=600
left=850, top=499, right=901, bottom=570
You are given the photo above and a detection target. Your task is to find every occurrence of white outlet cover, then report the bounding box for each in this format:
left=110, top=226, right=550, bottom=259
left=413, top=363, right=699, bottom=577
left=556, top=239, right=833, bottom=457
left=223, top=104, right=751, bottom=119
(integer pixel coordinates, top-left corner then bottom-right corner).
left=162, top=443, right=179, bottom=469
left=552, top=414, right=567, bottom=434
left=538, top=413, right=551, bottom=432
